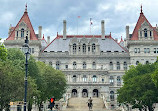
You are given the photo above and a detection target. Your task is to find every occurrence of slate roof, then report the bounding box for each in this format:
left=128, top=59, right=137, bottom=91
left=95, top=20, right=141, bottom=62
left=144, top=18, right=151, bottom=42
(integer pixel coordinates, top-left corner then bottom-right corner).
left=43, top=35, right=126, bottom=52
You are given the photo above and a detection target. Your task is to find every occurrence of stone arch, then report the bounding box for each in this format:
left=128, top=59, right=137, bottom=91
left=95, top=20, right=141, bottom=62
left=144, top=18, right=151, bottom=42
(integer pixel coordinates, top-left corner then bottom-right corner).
left=72, top=89, right=77, bottom=97
left=93, top=89, right=99, bottom=97
left=82, top=89, right=88, bottom=98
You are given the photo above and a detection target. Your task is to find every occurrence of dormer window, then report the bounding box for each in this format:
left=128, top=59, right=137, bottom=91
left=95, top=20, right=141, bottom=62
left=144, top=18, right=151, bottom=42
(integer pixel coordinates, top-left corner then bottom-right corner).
left=21, top=28, right=24, bottom=37
left=150, top=31, right=152, bottom=37
left=144, top=28, right=147, bottom=37
left=140, top=31, right=142, bottom=37
left=17, top=31, right=18, bottom=37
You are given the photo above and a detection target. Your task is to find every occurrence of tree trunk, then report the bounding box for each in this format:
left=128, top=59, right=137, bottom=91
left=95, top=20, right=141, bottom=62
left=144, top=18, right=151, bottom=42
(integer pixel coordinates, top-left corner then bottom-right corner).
left=38, top=102, right=42, bottom=111
left=28, top=101, right=32, bottom=111
left=148, top=105, right=154, bottom=111
left=139, top=108, right=142, bottom=111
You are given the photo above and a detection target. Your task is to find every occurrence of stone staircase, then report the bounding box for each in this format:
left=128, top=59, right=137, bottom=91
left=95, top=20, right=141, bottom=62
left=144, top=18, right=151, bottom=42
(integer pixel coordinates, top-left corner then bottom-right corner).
left=62, top=97, right=111, bottom=111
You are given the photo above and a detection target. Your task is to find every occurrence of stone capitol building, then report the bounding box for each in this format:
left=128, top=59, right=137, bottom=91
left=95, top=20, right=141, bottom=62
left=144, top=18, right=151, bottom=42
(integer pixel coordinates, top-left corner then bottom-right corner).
left=4, top=5, right=158, bottom=110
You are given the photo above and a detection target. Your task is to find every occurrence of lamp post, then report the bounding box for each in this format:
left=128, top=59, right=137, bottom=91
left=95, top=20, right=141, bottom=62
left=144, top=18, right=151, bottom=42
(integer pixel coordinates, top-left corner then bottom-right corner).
left=22, top=35, right=30, bottom=111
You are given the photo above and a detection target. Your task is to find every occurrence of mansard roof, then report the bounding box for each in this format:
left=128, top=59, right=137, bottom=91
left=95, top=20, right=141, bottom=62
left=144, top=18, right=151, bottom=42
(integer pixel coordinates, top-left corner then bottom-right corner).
left=42, top=35, right=127, bottom=52
left=131, top=8, right=158, bottom=40
left=6, top=6, right=38, bottom=40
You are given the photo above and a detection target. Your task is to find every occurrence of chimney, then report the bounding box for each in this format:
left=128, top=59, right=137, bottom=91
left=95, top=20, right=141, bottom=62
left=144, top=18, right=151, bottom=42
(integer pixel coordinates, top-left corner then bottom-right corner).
left=126, top=26, right=129, bottom=40
left=47, top=36, right=50, bottom=45
left=101, top=20, right=105, bottom=40
left=38, top=26, right=42, bottom=40
left=63, top=20, right=66, bottom=40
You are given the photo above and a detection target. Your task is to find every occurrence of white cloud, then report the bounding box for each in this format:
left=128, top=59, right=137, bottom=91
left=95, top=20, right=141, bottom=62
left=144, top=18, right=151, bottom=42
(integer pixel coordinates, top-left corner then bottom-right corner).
left=0, top=12, right=15, bottom=27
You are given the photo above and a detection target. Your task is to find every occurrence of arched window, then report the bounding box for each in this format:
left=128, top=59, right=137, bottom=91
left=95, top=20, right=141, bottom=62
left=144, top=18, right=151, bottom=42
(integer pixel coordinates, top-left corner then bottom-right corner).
left=109, top=62, right=113, bottom=70
left=117, top=76, right=121, bottom=86
left=73, top=75, right=77, bottom=82
left=146, top=61, right=149, bottom=64
left=92, top=75, right=97, bottom=82
left=83, top=62, right=86, bottom=69
left=73, top=61, right=77, bottom=69
left=92, top=43, right=96, bottom=53
left=56, top=61, right=60, bottom=70
left=73, top=43, right=77, bottom=54
left=83, top=44, right=86, bottom=53
left=21, top=28, right=24, bottom=37
left=117, top=62, right=120, bottom=70
left=110, top=91, right=114, bottom=101
left=83, top=75, right=87, bottom=82
left=144, top=28, right=147, bottom=37
left=49, top=62, right=52, bottom=66
left=124, top=62, right=127, bottom=70
left=109, top=76, right=114, bottom=85
left=136, top=61, right=139, bottom=65
left=92, top=62, right=96, bottom=69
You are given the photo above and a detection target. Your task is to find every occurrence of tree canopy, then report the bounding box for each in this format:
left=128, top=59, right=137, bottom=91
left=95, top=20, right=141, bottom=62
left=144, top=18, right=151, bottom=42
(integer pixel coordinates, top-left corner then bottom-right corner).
left=117, top=63, right=158, bottom=111
left=0, top=38, right=7, bottom=61
left=0, top=48, right=67, bottom=111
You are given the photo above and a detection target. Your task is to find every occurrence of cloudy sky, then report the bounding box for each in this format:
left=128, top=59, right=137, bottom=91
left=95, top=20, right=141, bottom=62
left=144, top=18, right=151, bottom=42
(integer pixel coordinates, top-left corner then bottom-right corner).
left=0, top=0, right=158, bottom=42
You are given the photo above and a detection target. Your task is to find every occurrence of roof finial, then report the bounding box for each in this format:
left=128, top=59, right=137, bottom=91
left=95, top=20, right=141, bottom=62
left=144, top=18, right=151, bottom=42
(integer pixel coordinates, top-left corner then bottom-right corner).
left=43, top=34, right=44, bottom=39
left=140, top=4, right=143, bottom=14
left=57, top=32, right=58, bottom=36
left=25, top=3, right=27, bottom=13
left=121, top=36, right=123, bottom=41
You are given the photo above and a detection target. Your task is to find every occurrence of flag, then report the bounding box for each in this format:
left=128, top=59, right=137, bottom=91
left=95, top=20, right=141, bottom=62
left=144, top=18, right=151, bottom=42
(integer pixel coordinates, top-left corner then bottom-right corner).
left=78, top=16, right=81, bottom=18
left=90, top=18, right=93, bottom=25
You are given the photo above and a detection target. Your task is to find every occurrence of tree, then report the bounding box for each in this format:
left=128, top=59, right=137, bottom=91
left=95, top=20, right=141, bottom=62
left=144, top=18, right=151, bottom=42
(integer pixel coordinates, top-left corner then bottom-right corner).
left=152, top=57, right=158, bottom=88
left=0, top=48, right=38, bottom=111
left=0, top=38, right=7, bottom=61
left=117, top=63, right=158, bottom=111
left=36, top=61, right=67, bottom=111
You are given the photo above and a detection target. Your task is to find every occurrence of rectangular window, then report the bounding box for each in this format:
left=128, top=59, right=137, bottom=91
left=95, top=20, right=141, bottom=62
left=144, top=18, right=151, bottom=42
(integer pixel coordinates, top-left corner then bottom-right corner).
left=154, top=48, right=156, bottom=53
left=65, top=65, right=68, bottom=69
left=134, top=48, right=137, bottom=53
left=157, top=48, right=158, bottom=53
left=147, top=48, right=150, bottom=53
left=88, top=47, right=90, bottom=52
left=138, top=48, right=140, bottom=53
left=17, top=31, right=18, bottom=37
left=32, top=48, right=34, bottom=53
left=144, top=48, right=146, bottom=53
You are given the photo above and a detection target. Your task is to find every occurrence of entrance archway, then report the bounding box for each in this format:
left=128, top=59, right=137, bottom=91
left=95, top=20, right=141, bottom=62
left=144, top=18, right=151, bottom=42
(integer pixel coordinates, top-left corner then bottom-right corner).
left=82, top=89, right=88, bottom=97
left=72, top=89, right=77, bottom=97
left=93, top=89, right=99, bottom=97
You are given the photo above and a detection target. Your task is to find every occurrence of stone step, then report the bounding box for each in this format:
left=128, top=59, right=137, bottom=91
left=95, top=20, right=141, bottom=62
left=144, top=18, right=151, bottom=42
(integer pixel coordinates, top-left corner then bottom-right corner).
left=62, top=97, right=107, bottom=111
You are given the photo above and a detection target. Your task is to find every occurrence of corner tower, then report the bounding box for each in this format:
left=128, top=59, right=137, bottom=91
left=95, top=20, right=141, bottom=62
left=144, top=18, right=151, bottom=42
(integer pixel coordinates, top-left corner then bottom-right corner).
left=4, top=4, right=41, bottom=58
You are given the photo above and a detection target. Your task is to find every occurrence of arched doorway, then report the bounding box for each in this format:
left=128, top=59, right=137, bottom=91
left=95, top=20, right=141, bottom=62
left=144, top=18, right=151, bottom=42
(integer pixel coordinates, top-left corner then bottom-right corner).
left=93, top=89, right=99, bottom=97
left=72, top=89, right=77, bottom=97
left=82, top=89, right=88, bottom=97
